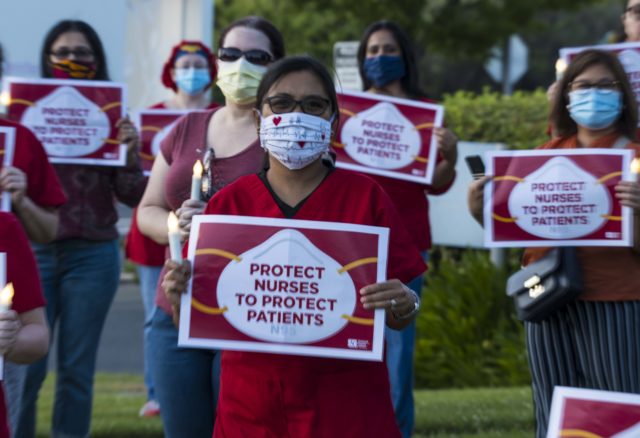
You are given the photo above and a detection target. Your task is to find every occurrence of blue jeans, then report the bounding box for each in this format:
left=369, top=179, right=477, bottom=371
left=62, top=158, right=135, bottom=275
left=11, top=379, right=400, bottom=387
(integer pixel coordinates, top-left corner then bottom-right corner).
left=148, top=308, right=220, bottom=438
left=136, top=264, right=162, bottom=401
left=385, top=260, right=426, bottom=438
left=16, top=239, right=120, bottom=438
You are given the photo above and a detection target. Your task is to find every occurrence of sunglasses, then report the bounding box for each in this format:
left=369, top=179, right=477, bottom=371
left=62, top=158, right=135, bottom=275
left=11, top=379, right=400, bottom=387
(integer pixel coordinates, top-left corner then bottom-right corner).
left=263, top=95, right=331, bottom=116
left=218, top=47, right=273, bottom=66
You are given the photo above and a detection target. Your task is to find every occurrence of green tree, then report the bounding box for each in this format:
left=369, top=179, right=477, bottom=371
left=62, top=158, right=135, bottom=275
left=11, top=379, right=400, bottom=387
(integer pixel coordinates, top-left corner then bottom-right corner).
left=214, top=0, right=609, bottom=63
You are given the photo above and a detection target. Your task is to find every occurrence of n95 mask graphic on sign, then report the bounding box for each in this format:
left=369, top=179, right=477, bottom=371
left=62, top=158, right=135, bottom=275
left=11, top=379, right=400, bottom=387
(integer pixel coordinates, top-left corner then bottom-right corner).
left=259, top=112, right=333, bottom=170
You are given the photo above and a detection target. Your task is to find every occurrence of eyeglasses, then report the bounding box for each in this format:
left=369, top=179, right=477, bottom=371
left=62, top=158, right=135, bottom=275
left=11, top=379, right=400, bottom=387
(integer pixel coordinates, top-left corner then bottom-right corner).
left=568, top=80, right=620, bottom=91
left=626, top=4, right=640, bottom=18
left=49, top=47, right=95, bottom=60
left=263, top=95, right=331, bottom=116
left=218, top=47, right=273, bottom=66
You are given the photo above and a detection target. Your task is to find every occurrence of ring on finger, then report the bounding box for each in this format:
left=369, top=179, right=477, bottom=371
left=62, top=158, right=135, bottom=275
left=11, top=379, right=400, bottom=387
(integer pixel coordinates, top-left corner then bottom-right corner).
left=390, top=298, right=398, bottom=308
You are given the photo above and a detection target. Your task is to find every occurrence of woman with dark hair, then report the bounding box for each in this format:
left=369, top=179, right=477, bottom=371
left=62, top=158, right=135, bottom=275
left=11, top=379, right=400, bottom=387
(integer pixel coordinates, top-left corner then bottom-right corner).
left=125, top=39, right=219, bottom=418
left=161, top=55, right=425, bottom=438
left=15, top=19, right=146, bottom=438
left=357, top=20, right=458, bottom=438
left=469, top=49, right=640, bottom=438
left=137, top=16, right=284, bottom=437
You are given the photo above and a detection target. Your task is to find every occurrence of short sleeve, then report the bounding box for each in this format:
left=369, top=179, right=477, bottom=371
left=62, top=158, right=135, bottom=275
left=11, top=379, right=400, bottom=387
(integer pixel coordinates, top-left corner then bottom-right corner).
left=15, top=125, right=66, bottom=207
left=0, top=213, right=45, bottom=313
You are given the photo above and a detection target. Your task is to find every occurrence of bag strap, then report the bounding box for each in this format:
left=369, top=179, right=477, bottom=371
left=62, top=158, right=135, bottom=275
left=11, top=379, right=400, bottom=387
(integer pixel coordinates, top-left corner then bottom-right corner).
left=612, top=135, right=631, bottom=149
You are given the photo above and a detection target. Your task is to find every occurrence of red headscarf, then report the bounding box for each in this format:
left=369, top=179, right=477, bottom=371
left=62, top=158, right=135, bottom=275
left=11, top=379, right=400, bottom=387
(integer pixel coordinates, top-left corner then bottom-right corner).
left=161, top=40, right=217, bottom=92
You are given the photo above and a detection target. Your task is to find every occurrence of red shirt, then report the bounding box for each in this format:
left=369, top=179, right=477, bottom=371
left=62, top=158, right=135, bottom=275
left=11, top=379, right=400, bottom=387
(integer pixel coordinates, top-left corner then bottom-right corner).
left=202, top=169, right=425, bottom=438
left=154, top=109, right=264, bottom=312
left=0, top=212, right=47, bottom=438
left=364, top=97, right=455, bottom=251
left=0, top=119, right=66, bottom=209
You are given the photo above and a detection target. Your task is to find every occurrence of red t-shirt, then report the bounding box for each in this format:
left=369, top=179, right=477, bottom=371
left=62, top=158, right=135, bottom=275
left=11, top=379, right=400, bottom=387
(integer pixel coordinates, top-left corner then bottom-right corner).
left=365, top=97, right=455, bottom=252
left=0, top=119, right=66, bottom=209
left=0, top=212, right=46, bottom=438
left=202, top=169, right=425, bottom=438
left=154, top=109, right=265, bottom=312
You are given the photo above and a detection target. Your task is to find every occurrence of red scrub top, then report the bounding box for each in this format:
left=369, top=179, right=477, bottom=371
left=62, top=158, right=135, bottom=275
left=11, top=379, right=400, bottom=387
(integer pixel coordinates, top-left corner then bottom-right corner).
left=203, top=168, right=426, bottom=438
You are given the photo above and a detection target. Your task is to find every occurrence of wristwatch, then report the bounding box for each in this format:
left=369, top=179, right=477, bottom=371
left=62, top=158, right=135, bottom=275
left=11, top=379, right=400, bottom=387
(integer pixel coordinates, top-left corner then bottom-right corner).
left=392, top=287, right=420, bottom=320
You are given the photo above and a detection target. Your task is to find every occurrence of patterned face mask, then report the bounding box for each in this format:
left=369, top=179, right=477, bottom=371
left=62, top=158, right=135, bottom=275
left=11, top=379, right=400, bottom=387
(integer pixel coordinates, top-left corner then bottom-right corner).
left=259, top=112, right=333, bottom=170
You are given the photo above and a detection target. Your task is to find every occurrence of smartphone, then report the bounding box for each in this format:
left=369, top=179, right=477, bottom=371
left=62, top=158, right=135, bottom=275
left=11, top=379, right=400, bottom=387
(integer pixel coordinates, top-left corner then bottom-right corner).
left=465, top=155, right=485, bottom=180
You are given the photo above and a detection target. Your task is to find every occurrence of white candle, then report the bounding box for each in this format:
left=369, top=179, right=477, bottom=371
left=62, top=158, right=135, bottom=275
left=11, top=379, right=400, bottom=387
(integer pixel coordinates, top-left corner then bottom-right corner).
left=191, top=160, right=203, bottom=201
left=167, top=212, right=182, bottom=262
left=0, top=283, right=14, bottom=312
left=631, top=158, right=640, bottom=181
left=555, top=58, right=567, bottom=81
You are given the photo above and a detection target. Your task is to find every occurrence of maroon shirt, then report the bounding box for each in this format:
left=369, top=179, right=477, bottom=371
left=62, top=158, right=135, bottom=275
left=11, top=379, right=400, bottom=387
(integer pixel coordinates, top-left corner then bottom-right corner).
left=54, top=160, right=145, bottom=241
left=155, top=108, right=265, bottom=313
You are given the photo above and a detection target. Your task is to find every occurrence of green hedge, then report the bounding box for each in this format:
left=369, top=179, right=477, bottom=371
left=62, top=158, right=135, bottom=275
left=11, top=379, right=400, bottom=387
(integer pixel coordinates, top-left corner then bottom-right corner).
left=442, top=88, right=550, bottom=149
left=415, top=249, right=531, bottom=389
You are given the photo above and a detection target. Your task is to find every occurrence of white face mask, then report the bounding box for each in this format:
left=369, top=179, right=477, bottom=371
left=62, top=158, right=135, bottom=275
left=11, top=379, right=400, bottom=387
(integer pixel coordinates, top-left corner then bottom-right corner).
left=216, top=58, right=267, bottom=105
left=259, top=112, right=333, bottom=170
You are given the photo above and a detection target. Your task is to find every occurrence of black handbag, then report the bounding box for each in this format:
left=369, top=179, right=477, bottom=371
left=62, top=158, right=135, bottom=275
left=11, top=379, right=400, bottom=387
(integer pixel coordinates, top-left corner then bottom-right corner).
left=506, top=247, right=583, bottom=322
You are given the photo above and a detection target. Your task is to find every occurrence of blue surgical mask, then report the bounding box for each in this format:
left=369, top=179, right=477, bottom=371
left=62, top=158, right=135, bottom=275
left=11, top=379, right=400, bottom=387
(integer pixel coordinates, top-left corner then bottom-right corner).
left=175, top=68, right=211, bottom=95
left=567, top=88, right=622, bottom=130
left=363, top=55, right=406, bottom=88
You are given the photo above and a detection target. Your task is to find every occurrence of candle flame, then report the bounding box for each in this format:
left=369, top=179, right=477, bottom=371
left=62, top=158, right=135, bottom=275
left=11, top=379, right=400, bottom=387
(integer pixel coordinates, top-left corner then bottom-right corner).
left=0, top=283, right=14, bottom=307
left=0, top=91, right=10, bottom=107
left=555, top=58, right=567, bottom=75
left=167, top=212, right=180, bottom=233
left=193, top=160, right=203, bottom=178
left=632, top=158, right=640, bottom=175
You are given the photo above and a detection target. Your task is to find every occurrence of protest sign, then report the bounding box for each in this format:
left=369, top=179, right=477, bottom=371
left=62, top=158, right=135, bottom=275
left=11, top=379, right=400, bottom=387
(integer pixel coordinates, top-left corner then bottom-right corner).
left=5, top=77, right=126, bottom=166
left=560, top=42, right=640, bottom=125
left=0, top=128, right=16, bottom=212
left=135, top=109, right=191, bottom=175
left=547, top=387, right=640, bottom=438
left=179, top=215, right=388, bottom=361
left=334, top=91, right=444, bottom=184
left=484, top=149, right=634, bottom=247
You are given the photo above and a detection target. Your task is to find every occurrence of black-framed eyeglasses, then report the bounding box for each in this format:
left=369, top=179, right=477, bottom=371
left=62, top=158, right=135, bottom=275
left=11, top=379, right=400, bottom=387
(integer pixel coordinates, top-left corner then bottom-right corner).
left=568, top=80, right=620, bottom=91
left=49, top=47, right=95, bottom=60
left=263, top=95, right=331, bottom=116
left=626, top=4, right=640, bottom=18
left=218, top=47, right=273, bottom=66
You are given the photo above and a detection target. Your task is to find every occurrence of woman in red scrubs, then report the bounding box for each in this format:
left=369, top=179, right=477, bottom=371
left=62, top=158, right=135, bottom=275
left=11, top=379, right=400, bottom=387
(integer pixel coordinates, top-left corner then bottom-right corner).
left=162, top=55, right=426, bottom=438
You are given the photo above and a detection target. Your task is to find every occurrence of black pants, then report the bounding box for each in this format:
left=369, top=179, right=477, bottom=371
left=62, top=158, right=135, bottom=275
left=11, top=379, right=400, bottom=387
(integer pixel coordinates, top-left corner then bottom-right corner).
left=525, top=300, right=640, bottom=438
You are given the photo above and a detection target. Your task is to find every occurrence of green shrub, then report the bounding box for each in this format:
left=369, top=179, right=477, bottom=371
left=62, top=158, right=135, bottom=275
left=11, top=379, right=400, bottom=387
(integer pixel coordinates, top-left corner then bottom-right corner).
left=443, top=88, right=550, bottom=149
left=415, top=248, right=530, bottom=389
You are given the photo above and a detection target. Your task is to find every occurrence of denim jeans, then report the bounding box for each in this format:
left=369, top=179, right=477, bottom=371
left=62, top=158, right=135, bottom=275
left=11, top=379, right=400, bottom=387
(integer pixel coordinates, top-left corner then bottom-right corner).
left=16, top=239, right=120, bottom=438
left=136, top=264, right=162, bottom=401
left=385, top=256, right=426, bottom=438
left=148, top=308, right=220, bottom=438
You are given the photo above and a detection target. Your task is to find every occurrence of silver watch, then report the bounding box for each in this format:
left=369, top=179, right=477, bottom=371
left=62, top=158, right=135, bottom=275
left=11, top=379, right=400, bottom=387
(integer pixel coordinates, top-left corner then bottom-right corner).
left=392, top=287, right=420, bottom=320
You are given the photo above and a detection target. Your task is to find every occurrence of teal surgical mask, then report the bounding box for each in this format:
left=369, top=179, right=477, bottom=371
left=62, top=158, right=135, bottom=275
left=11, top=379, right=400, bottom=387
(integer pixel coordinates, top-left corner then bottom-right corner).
left=567, top=88, right=622, bottom=130
left=175, top=68, right=211, bottom=95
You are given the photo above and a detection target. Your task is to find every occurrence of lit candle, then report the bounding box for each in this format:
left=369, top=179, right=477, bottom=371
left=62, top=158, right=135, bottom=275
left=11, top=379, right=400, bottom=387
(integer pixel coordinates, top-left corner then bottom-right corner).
left=631, top=158, right=640, bottom=181
left=0, top=283, right=14, bottom=312
left=167, top=212, right=182, bottom=262
left=191, top=160, right=203, bottom=201
left=555, top=58, right=567, bottom=81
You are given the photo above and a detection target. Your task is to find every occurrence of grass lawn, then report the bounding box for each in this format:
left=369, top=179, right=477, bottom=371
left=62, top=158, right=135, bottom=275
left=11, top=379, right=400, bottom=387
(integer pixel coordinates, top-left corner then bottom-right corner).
left=34, top=373, right=534, bottom=437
